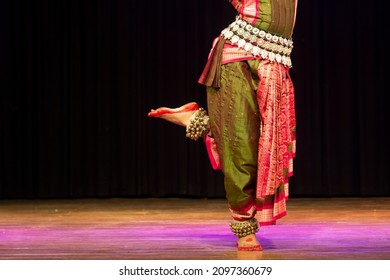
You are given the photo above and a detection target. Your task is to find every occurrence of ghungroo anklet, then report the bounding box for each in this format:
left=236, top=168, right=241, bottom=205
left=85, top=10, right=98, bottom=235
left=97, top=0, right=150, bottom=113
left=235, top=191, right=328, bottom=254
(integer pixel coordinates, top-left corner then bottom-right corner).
left=230, top=218, right=259, bottom=237
left=186, top=108, right=209, bottom=141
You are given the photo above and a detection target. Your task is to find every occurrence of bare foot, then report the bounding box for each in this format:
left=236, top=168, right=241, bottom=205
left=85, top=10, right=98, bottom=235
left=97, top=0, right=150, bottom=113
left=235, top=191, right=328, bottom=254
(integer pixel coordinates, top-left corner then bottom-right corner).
left=148, top=102, right=199, bottom=127
left=237, top=234, right=263, bottom=251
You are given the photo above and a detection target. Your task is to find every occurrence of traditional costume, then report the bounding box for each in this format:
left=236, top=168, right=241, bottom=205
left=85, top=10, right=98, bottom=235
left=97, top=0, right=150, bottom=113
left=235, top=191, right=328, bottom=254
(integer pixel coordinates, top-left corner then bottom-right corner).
left=149, top=0, right=298, bottom=248
left=196, top=0, right=298, bottom=228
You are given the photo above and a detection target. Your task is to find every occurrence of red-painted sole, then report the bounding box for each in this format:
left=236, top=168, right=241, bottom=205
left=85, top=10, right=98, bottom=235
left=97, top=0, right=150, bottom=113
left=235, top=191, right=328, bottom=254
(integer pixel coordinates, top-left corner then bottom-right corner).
left=148, top=102, right=199, bottom=117
left=237, top=244, right=263, bottom=251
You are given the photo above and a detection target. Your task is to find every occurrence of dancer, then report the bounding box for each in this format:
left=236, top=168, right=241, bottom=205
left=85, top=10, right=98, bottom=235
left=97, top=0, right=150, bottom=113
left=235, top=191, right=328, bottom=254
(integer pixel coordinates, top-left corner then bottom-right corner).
left=149, top=0, right=298, bottom=251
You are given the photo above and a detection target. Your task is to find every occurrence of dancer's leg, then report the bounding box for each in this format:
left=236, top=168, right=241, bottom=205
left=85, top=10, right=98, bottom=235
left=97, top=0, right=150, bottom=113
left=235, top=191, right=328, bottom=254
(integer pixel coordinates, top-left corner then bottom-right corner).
left=148, top=102, right=199, bottom=127
left=207, top=61, right=262, bottom=250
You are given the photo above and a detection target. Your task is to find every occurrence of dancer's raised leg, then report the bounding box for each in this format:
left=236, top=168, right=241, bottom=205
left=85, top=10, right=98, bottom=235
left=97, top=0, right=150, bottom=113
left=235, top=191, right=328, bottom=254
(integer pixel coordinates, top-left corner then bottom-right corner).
left=148, top=102, right=199, bottom=127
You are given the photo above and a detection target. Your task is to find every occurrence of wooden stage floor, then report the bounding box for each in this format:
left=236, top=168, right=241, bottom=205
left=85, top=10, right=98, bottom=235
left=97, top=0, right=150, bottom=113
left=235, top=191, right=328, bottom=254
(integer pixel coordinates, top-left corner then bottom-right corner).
left=0, top=197, right=389, bottom=260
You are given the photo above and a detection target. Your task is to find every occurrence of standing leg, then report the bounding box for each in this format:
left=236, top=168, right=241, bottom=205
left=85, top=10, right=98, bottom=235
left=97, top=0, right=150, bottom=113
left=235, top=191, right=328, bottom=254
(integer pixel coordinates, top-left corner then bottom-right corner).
left=207, top=61, right=262, bottom=250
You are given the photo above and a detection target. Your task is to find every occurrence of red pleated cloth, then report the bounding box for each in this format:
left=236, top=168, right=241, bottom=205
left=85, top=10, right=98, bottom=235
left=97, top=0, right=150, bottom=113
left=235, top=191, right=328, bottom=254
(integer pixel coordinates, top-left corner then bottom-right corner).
left=255, top=60, right=296, bottom=226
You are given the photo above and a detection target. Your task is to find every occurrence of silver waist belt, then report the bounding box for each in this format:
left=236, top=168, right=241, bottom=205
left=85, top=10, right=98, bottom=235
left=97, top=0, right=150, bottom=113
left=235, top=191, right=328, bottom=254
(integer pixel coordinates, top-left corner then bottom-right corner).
left=221, top=16, right=294, bottom=67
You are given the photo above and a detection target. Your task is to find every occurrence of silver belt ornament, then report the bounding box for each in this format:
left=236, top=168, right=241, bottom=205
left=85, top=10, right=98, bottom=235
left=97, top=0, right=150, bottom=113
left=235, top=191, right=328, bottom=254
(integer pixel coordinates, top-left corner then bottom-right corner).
left=221, top=16, right=293, bottom=67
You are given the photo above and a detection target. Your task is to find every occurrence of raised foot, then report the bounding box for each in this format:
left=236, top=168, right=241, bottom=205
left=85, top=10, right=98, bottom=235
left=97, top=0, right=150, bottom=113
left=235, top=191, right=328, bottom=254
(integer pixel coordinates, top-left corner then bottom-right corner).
left=148, top=102, right=198, bottom=117
left=147, top=102, right=199, bottom=127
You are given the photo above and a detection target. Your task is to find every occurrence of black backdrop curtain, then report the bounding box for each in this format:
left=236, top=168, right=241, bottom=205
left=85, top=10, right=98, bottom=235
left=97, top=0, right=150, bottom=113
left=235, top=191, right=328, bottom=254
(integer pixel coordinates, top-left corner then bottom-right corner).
left=1, top=1, right=388, bottom=199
